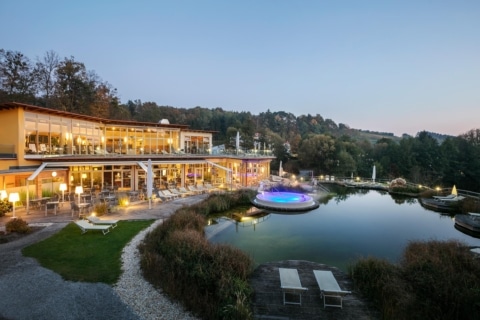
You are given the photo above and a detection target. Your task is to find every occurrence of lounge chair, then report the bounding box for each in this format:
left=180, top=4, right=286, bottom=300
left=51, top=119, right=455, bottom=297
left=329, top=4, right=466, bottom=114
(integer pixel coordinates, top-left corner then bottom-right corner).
left=279, top=268, right=308, bottom=305
left=74, top=220, right=111, bottom=235
left=162, top=189, right=179, bottom=199
left=28, top=143, right=37, bottom=154
left=157, top=190, right=175, bottom=201
left=313, top=270, right=351, bottom=308
left=87, top=215, right=118, bottom=228
left=178, top=187, right=194, bottom=196
left=187, top=185, right=204, bottom=194
left=170, top=188, right=187, bottom=197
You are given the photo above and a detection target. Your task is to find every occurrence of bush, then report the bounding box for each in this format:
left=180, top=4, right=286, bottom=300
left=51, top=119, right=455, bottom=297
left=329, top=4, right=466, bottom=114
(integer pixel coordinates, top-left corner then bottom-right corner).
left=140, top=190, right=254, bottom=319
left=0, top=199, right=13, bottom=217
left=6, top=218, right=31, bottom=234
left=350, top=240, right=480, bottom=320
left=93, top=203, right=109, bottom=216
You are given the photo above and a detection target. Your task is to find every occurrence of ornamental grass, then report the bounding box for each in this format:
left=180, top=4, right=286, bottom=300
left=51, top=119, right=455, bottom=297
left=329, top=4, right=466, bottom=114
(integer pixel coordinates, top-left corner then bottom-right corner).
left=350, top=240, right=480, bottom=320
left=140, top=190, right=255, bottom=320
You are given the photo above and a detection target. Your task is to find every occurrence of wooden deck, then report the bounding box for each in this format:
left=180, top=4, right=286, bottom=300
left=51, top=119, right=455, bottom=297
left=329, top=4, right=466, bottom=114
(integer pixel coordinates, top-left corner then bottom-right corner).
left=250, top=260, right=380, bottom=319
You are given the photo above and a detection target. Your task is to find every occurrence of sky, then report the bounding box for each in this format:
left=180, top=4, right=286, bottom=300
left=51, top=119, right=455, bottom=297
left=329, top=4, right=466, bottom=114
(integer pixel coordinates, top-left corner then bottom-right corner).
left=1, top=0, right=479, bottom=137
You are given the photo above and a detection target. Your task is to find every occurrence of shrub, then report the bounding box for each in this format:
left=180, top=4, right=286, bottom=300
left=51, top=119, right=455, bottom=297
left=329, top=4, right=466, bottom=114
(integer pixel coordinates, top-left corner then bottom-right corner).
left=117, top=195, right=129, bottom=207
left=0, top=199, right=13, bottom=216
left=140, top=190, right=254, bottom=319
left=6, top=218, right=31, bottom=234
left=350, top=240, right=480, bottom=320
left=93, top=203, right=109, bottom=216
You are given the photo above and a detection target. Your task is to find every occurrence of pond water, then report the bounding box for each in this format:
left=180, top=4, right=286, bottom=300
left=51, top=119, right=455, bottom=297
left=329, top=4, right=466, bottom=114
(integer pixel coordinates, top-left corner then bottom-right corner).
left=206, top=190, right=480, bottom=271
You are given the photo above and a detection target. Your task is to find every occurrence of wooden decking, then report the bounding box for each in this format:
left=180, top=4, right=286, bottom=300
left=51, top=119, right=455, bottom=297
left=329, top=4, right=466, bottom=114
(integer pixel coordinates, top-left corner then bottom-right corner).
left=250, top=260, right=380, bottom=319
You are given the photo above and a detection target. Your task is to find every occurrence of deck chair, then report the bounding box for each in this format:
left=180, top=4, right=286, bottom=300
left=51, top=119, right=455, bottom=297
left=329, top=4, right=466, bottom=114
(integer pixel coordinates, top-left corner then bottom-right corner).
left=74, top=220, right=111, bottom=235
left=157, top=190, right=175, bottom=201
left=313, top=270, right=351, bottom=308
left=178, top=187, right=194, bottom=196
left=28, top=143, right=37, bottom=154
left=187, top=186, right=203, bottom=194
left=162, top=189, right=179, bottom=199
left=170, top=188, right=186, bottom=197
left=40, top=144, right=47, bottom=153
left=87, top=215, right=118, bottom=228
left=279, top=268, right=308, bottom=305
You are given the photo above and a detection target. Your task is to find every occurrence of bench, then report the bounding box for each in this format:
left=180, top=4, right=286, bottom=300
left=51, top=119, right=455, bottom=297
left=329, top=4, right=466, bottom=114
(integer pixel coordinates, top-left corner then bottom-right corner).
left=279, top=268, right=308, bottom=305
left=313, top=270, right=351, bottom=308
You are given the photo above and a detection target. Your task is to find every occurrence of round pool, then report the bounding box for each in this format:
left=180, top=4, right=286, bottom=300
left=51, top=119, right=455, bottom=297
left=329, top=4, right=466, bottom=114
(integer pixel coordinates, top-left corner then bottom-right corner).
left=252, top=192, right=319, bottom=211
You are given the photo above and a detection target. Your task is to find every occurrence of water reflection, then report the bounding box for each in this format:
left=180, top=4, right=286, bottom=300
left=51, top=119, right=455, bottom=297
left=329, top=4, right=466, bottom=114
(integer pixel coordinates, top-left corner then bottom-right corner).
left=206, top=189, right=480, bottom=271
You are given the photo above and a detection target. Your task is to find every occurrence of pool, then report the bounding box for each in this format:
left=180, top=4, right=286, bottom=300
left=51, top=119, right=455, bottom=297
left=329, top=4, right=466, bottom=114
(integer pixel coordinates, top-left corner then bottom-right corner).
left=207, top=190, right=480, bottom=271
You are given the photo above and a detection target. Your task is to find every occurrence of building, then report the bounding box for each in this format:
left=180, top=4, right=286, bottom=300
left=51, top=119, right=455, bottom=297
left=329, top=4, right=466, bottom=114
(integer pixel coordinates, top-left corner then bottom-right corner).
left=0, top=102, right=274, bottom=212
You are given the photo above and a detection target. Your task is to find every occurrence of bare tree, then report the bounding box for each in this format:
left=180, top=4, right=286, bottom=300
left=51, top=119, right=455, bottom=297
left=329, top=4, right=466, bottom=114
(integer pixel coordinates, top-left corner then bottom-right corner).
left=35, top=50, right=59, bottom=107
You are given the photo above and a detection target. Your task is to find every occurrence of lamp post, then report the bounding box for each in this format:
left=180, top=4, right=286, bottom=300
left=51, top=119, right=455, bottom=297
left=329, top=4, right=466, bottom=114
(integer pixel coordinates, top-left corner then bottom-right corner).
left=75, top=186, right=83, bottom=204
left=81, top=173, right=87, bottom=188
left=9, top=192, right=19, bottom=218
left=59, top=183, right=67, bottom=202
left=51, top=171, right=57, bottom=195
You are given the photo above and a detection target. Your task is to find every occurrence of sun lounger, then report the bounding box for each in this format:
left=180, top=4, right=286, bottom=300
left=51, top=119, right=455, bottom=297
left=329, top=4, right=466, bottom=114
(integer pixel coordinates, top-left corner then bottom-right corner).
left=74, top=220, right=111, bottom=235
left=279, top=268, right=308, bottom=305
left=87, top=215, right=118, bottom=228
left=157, top=190, right=175, bottom=201
left=162, top=189, right=179, bottom=199
left=313, top=270, right=351, bottom=308
left=187, top=186, right=204, bottom=194
left=178, top=187, right=194, bottom=196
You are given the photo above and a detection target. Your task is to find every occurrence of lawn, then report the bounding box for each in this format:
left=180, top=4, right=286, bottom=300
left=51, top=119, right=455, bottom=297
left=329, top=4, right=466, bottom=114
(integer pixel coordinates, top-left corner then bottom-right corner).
left=22, top=220, right=154, bottom=284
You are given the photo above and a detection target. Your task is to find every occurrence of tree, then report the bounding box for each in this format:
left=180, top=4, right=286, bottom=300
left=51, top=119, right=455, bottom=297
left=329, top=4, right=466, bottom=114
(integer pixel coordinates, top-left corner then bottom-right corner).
left=54, top=56, right=92, bottom=114
left=35, top=50, right=59, bottom=107
left=0, top=49, right=37, bottom=103
left=298, top=134, right=336, bottom=174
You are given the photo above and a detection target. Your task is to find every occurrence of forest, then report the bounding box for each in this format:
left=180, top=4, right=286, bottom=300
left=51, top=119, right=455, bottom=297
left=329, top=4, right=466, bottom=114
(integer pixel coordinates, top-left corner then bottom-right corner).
left=1, top=49, right=479, bottom=191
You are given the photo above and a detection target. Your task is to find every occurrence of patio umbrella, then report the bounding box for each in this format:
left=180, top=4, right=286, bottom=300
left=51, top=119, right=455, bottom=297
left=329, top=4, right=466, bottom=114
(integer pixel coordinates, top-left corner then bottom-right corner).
left=236, top=131, right=240, bottom=154
left=279, top=161, right=284, bottom=177
left=452, top=185, right=458, bottom=196
left=372, top=165, right=376, bottom=183
left=147, top=159, right=153, bottom=209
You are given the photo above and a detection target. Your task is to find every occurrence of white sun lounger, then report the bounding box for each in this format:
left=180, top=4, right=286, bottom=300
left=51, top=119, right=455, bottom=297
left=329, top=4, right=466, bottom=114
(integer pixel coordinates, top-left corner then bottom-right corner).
left=87, top=215, right=118, bottom=228
left=313, top=270, right=351, bottom=308
left=279, top=268, right=308, bottom=305
left=74, top=220, right=111, bottom=235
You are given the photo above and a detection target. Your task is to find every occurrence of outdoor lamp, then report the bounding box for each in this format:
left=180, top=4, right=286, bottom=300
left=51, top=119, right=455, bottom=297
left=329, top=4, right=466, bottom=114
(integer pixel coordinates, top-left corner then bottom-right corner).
left=0, top=190, right=7, bottom=201
left=51, top=171, right=57, bottom=193
left=75, top=186, right=83, bottom=203
left=59, top=183, right=67, bottom=202
left=9, top=192, right=20, bottom=218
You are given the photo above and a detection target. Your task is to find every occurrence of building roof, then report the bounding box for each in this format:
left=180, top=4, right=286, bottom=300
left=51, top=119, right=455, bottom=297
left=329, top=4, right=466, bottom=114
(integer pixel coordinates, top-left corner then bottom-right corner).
left=0, top=102, right=217, bottom=134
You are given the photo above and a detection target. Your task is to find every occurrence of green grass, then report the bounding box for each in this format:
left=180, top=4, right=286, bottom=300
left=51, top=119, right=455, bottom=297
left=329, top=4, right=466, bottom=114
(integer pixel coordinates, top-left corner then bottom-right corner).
left=22, top=220, right=154, bottom=284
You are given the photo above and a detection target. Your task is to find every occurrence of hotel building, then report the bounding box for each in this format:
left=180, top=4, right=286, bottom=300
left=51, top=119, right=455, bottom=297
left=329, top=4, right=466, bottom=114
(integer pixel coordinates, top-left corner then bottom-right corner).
left=0, top=102, right=273, bottom=212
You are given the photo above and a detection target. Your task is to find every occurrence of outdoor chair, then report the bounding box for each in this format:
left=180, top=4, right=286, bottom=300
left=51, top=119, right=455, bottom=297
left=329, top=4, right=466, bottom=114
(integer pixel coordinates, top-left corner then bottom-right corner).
left=279, top=268, right=308, bottom=305
left=74, top=220, right=111, bottom=235
left=87, top=215, right=118, bottom=228
left=313, top=270, right=351, bottom=309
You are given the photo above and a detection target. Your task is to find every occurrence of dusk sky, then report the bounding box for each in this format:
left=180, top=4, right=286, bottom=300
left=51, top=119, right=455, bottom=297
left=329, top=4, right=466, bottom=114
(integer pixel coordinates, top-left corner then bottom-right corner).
left=1, top=0, right=479, bottom=137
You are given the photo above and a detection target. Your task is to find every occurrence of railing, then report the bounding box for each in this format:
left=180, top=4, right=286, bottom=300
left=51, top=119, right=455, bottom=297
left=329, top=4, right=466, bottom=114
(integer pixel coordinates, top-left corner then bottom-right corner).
left=0, top=144, right=16, bottom=158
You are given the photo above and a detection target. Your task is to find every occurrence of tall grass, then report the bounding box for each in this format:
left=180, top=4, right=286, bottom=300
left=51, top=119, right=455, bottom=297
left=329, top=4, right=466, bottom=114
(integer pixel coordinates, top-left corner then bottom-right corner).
left=140, top=190, right=255, bottom=320
left=350, top=240, right=480, bottom=320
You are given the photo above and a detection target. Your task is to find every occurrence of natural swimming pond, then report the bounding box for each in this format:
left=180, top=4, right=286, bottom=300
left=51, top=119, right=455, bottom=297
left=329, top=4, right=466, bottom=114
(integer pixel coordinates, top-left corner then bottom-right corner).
left=206, top=189, right=480, bottom=271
